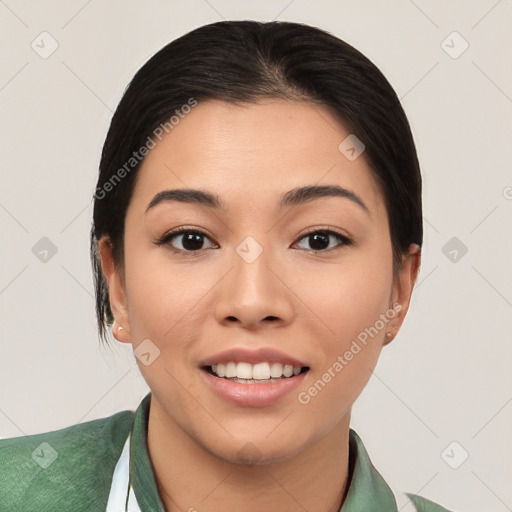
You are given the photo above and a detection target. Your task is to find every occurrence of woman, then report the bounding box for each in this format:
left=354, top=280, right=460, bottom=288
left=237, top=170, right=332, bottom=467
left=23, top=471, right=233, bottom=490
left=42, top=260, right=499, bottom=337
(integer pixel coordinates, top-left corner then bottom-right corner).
left=1, top=20, right=454, bottom=512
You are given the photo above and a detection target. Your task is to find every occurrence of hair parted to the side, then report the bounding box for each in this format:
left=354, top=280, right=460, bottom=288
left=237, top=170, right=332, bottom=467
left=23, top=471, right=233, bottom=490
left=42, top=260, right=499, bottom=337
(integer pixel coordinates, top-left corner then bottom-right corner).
left=91, top=20, right=423, bottom=346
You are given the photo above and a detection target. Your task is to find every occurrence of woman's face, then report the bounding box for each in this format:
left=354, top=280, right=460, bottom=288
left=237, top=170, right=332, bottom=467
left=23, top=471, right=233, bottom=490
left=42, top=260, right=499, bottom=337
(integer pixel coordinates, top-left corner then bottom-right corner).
left=103, top=99, right=419, bottom=464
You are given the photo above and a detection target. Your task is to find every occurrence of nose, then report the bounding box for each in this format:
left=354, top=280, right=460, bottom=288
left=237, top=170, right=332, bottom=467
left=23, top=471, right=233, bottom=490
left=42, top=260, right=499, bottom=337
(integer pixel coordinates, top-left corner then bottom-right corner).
left=214, top=243, right=295, bottom=330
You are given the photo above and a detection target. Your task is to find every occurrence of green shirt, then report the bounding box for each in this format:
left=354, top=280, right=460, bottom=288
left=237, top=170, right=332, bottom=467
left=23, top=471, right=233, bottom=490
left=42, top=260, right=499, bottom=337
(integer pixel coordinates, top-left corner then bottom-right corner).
left=1, top=392, right=454, bottom=511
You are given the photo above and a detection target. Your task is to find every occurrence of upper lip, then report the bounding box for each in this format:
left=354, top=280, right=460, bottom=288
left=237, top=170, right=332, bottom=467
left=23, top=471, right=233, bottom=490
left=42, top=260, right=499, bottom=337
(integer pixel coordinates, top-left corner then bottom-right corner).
left=200, top=347, right=308, bottom=368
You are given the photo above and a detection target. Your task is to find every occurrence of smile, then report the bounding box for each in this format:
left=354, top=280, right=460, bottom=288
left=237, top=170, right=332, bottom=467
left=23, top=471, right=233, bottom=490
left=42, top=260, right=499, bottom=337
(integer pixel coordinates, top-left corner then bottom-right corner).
left=208, top=361, right=307, bottom=382
left=201, top=364, right=309, bottom=407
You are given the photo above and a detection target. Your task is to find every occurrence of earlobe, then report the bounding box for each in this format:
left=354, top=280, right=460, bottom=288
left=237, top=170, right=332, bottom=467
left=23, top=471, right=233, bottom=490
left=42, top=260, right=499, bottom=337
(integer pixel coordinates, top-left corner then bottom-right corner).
left=112, top=319, right=131, bottom=343
left=98, top=236, right=132, bottom=343
left=384, top=243, right=421, bottom=344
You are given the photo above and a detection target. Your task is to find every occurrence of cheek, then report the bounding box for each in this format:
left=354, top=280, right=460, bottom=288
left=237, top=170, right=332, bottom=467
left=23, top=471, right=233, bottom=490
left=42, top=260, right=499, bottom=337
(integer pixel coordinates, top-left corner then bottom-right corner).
left=291, top=246, right=393, bottom=408
left=123, top=243, right=216, bottom=345
left=121, top=245, right=215, bottom=402
left=290, top=244, right=393, bottom=340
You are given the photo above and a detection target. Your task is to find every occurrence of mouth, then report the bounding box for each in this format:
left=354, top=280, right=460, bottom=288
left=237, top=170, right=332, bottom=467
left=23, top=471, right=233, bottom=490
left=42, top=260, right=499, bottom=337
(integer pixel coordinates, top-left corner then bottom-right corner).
left=200, top=355, right=310, bottom=407
left=199, top=347, right=310, bottom=407
left=204, top=362, right=310, bottom=384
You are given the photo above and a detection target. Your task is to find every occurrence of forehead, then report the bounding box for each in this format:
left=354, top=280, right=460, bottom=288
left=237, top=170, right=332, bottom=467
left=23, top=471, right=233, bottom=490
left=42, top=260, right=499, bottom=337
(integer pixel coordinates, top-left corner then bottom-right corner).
left=129, top=99, right=384, bottom=217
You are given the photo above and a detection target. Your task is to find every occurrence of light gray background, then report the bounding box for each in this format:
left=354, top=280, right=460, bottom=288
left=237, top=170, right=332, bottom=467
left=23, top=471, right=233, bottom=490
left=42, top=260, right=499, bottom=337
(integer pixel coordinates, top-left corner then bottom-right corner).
left=1, top=1, right=511, bottom=511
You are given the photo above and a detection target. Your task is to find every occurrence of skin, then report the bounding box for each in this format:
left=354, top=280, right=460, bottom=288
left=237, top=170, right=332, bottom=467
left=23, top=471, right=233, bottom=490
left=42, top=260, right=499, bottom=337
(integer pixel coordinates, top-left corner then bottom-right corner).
left=99, top=98, right=420, bottom=512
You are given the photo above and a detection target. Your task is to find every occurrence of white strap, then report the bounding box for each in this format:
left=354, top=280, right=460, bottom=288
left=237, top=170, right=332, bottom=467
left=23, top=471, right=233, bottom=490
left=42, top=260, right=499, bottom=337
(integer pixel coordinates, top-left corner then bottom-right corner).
left=389, top=484, right=418, bottom=512
left=106, top=434, right=142, bottom=512
left=126, top=485, right=141, bottom=512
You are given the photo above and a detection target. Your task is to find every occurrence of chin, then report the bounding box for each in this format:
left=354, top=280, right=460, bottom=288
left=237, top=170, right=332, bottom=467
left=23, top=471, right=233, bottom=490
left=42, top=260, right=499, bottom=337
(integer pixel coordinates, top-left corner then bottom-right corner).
left=204, top=432, right=312, bottom=467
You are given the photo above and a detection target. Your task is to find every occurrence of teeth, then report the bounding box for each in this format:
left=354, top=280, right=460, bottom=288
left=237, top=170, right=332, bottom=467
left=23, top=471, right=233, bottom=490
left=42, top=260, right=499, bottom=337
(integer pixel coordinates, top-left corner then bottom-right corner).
left=216, top=363, right=226, bottom=377
left=270, top=363, right=283, bottom=378
left=236, top=362, right=253, bottom=379
left=225, top=362, right=237, bottom=378
left=209, top=361, right=304, bottom=380
left=252, top=362, right=270, bottom=380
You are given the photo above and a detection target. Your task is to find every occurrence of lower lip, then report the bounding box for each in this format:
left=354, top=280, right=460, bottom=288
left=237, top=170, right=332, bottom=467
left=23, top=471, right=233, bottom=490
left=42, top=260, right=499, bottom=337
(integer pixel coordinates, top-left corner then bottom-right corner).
left=201, top=368, right=308, bottom=407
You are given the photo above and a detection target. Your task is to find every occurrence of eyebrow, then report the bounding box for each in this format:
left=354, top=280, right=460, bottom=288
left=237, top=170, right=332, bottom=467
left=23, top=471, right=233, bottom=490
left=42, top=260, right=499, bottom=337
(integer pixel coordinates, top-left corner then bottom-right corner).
left=145, top=185, right=370, bottom=216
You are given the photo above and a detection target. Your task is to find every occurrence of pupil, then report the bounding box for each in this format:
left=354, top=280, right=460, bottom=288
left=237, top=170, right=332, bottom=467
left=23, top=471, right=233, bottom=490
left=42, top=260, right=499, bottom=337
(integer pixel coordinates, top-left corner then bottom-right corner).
left=310, top=233, right=328, bottom=250
left=183, top=233, right=203, bottom=251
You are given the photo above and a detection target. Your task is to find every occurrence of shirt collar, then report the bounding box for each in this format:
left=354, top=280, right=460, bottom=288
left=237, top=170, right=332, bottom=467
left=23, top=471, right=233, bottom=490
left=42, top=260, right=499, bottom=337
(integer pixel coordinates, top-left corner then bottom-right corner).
left=130, top=392, right=166, bottom=511
left=341, top=429, right=397, bottom=511
left=130, top=392, right=397, bottom=511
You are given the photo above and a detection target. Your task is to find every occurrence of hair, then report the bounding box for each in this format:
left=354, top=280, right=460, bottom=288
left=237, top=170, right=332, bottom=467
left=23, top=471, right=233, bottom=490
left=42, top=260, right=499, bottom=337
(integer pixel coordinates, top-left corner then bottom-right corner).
left=91, top=20, right=423, bottom=345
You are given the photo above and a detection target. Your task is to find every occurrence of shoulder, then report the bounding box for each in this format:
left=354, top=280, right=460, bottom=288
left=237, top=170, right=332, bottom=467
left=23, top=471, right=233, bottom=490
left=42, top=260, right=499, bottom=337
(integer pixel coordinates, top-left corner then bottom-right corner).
left=348, top=429, right=455, bottom=512
left=407, top=492, right=455, bottom=512
left=0, top=409, right=134, bottom=512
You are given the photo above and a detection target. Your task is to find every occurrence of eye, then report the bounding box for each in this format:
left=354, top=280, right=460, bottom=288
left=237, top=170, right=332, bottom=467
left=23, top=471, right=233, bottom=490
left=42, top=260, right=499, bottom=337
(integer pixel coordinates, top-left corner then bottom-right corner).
left=155, top=228, right=218, bottom=253
left=294, top=229, right=353, bottom=253
left=155, top=227, right=353, bottom=255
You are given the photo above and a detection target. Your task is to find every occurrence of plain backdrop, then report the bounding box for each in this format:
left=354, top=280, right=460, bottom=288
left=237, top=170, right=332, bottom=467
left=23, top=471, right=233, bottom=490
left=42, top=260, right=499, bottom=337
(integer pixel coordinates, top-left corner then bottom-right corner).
left=1, top=1, right=511, bottom=511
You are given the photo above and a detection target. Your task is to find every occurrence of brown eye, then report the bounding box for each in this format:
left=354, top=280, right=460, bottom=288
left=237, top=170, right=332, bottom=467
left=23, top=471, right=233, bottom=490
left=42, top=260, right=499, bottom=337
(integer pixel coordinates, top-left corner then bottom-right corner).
left=156, top=229, right=217, bottom=253
left=295, top=230, right=352, bottom=253
left=175, top=232, right=207, bottom=251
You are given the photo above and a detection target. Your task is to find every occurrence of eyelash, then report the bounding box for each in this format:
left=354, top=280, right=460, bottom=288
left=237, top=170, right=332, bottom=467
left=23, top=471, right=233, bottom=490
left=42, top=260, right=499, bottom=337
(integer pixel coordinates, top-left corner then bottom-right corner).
left=154, top=226, right=353, bottom=256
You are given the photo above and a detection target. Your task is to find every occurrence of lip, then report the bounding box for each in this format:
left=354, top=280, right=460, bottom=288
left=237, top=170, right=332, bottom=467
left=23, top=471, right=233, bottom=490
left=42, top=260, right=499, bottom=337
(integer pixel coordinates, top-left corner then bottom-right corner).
left=200, top=367, right=308, bottom=407
left=200, top=347, right=307, bottom=368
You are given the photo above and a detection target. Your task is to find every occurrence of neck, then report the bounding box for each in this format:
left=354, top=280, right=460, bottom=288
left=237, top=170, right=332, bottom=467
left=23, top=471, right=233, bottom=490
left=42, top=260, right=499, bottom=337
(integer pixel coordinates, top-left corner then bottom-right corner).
left=146, top=397, right=352, bottom=512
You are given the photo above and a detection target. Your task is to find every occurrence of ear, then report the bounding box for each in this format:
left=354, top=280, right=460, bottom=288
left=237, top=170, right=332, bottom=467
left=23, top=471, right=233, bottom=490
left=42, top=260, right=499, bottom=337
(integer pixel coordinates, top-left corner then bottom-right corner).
left=384, top=243, right=421, bottom=345
left=98, top=236, right=132, bottom=343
